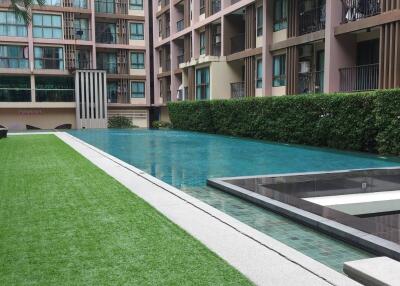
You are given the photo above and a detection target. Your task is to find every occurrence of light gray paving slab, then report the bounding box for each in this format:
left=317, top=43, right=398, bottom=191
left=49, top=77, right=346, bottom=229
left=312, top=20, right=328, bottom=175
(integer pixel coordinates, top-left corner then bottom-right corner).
left=344, top=257, right=400, bottom=286
left=56, top=132, right=361, bottom=286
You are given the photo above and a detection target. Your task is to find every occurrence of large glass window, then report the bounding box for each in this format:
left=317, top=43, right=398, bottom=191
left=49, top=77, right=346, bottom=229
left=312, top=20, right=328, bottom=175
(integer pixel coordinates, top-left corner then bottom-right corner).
left=257, top=6, right=263, bottom=37
left=273, top=54, right=286, bottom=87
left=274, top=0, right=288, bottom=32
left=34, top=46, right=64, bottom=69
left=35, top=76, right=75, bottom=102
left=130, top=52, right=145, bottom=69
left=97, top=52, right=117, bottom=73
left=0, top=11, right=27, bottom=37
left=33, top=14, right=62, bottom=39
left=95, top=0, right=115, bottom=13
left=95, top=22, right=116, bottom=43
left=196, top=67, right=210, bottom=100
left=199, top=32, right=206, bottom=55
left=73, top=0, right=88, bottom=8
left=256, top=58, right=263, bottom=88
left=200, top=0, right=205, bottom=15
left=131, top=81, right=145, bottom=98
left=74, top=18, right=90, bottom=40
left=0, top=45, right=28, bottom=69
left=0, top=76, right=31, bottom=102
left=130, top=23, right=144, bottom=40
left=129, top=0, right=143, bottom=10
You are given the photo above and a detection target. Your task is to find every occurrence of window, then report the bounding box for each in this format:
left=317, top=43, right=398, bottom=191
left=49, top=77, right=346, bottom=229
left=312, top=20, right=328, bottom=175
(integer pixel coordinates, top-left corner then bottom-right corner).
left=107, top=81, right=117, bottom=103
left=0, top=45, right=28, bottom=69
left=131, top=81, right=145, bottom=98
left=33, top=14, right=62, bottom=39
left=35, top=76, right=74, bottom=102
left=274, top=0, right=288, bottom=32
left=257, top=6, right=263, bottom=37
left=0, top=76, right=31, bottom=102
left=34, top=46, right=64, bottom=70
left=95, top=22, right=116, bottom=44
left=273, top=54, right=286, bottom=87
left=97, top=52, right=117, bottom=73
left=95, top=0, right=115, bottom=13
left=0, top=11, right=27, bottom=37
left=130, top=23, right=144, bottom=40
left=200, top=0, right=205, bottom=15
left=199, top=32, right=206, bottom=55
left=256, top=59, right=263, bottom=88
left=74, top=18, right=90, bottom=40
left=129, top=0, right=143, bottom=10
left=73, top=0, right=88, bottom=8
left=130, top=52, right=145, bottom=69
left=196, top=67, right=209, bottom=100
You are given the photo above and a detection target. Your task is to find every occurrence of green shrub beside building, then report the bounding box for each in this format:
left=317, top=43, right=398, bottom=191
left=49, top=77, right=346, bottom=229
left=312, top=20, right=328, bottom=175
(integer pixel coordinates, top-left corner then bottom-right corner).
left=168, top=90, right=400, bottom=155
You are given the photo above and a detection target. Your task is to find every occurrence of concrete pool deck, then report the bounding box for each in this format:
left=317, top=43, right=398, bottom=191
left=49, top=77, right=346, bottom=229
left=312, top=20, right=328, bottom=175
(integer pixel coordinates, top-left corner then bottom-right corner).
left=43, top=132, right=363, bottom=286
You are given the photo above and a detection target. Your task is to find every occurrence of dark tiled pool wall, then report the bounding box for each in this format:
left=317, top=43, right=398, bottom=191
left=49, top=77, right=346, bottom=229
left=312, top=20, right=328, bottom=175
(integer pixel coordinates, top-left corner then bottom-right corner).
left=210, top=168, right=400, bottom=260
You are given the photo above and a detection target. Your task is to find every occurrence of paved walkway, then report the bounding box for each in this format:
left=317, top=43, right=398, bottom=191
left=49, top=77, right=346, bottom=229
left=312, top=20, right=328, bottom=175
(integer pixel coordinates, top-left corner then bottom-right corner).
left=53, top=132, right=360, bottom=286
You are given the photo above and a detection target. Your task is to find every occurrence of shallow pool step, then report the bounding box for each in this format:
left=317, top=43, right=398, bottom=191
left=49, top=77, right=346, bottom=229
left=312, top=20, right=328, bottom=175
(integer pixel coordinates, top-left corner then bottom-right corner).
left=344, top=257, right=400, bottom=286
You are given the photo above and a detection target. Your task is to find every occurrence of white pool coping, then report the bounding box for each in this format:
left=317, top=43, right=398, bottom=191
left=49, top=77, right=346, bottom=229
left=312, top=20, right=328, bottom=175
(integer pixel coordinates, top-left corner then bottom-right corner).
left=10, top=132, right=362, bottom=286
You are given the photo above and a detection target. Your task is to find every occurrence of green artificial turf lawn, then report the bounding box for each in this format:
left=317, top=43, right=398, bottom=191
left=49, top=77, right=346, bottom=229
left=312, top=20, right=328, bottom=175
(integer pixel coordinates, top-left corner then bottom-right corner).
left=0, top=135, right=252, bottom=285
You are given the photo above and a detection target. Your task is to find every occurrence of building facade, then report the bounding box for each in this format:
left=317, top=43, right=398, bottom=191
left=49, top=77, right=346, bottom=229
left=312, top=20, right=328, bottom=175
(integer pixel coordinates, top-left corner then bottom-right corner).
left=0, top=0, right=152, bottom=130
left=153, top=0, right=400, bottom=118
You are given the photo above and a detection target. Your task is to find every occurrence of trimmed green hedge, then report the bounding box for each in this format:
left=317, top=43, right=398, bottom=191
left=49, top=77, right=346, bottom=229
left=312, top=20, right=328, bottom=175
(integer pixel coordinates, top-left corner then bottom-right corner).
left=168, top=89, right=400, bottom=155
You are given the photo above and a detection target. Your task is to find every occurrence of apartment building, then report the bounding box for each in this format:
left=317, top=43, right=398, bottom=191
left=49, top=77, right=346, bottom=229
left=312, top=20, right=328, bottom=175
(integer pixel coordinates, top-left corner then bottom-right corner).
left=153, top=0, right=400, bottom=119
left=0, top=0, right=151, bottom=130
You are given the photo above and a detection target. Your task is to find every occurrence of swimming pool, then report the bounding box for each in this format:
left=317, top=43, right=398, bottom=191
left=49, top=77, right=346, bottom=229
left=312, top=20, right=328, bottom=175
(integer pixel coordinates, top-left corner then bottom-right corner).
left=68, top=129, right=400, bottom=272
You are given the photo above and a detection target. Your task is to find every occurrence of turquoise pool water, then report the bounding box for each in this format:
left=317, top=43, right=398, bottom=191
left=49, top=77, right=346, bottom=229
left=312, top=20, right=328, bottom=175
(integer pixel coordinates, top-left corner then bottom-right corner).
left=69, top=129, right=400, bottom=272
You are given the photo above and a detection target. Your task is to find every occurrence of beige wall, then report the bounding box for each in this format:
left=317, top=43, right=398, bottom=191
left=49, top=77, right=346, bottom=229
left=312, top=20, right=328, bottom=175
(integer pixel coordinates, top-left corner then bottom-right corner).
left=0, top=108, right=76, bottom=131
left=159, top=106, right=170, bottom=123
left=210, top=61, right=242, bottom=100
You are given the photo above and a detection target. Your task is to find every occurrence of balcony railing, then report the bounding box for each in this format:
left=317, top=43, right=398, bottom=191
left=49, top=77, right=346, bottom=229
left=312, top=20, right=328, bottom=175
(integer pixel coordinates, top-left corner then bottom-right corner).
left=299, top=6, right=326, bottom=35
left=212, top=42, right=221, bottom=56
left=341, top=0, right=381, bottom=23
left=339, top=64, right=379, bottom=92
left=230, top=34, right=245, bottom=54
left=177, top=54, right=184, bottom=64
left=298, top=71, right=324, bottom=94
left=0, top=58, right=29, bottom=69
left=74, top=28, right=91, bottom=41
left=75, top=59, right=92, bottom=70
left=212, top=0, right=221, bottom=14
left=36, top=89, right=75, bottom=102
left=97, top=62, right=118, bottom=74
left=95, top=30, right=116, bottom=44
left=177, top=19, right=184, bottom=32
left=0, top=88, right=31, bottom=102
left=231, top=82, right=245, bottom=98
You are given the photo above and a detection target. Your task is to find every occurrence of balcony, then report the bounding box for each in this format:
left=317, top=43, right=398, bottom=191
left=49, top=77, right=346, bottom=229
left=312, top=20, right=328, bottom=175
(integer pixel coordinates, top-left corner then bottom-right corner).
left=212, top=42, right=221, bottom=57
left=74, top=28, right=91, bottom=41
left=36, top=89, right=75, bottom=102
left=177, top=54, right=184, bottom=65
left=298, top=71, right=324, bottom=94
left=212, top=0, right=221, bottom=14
left=339, top=64, right=379, bottom=92
left=95, top=30, right=116, bottom=44
left=75, top=59, right=92, bottom=70
left=0, top=89, right=31, bottom=102
left=231, top=82, right=245, bottom=98
left=341, top=0, right=381, bottom=23
left=299, top=6, right=325, bottom=35
left=177, top=19, right=184, bottom=32
left=97, top=62, right=118, bottom=74
left=230, top=34, right=245, bottom=54
left=72, top=0, right=88, bottom=9
left=0, top=58, right=29, bottom=69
